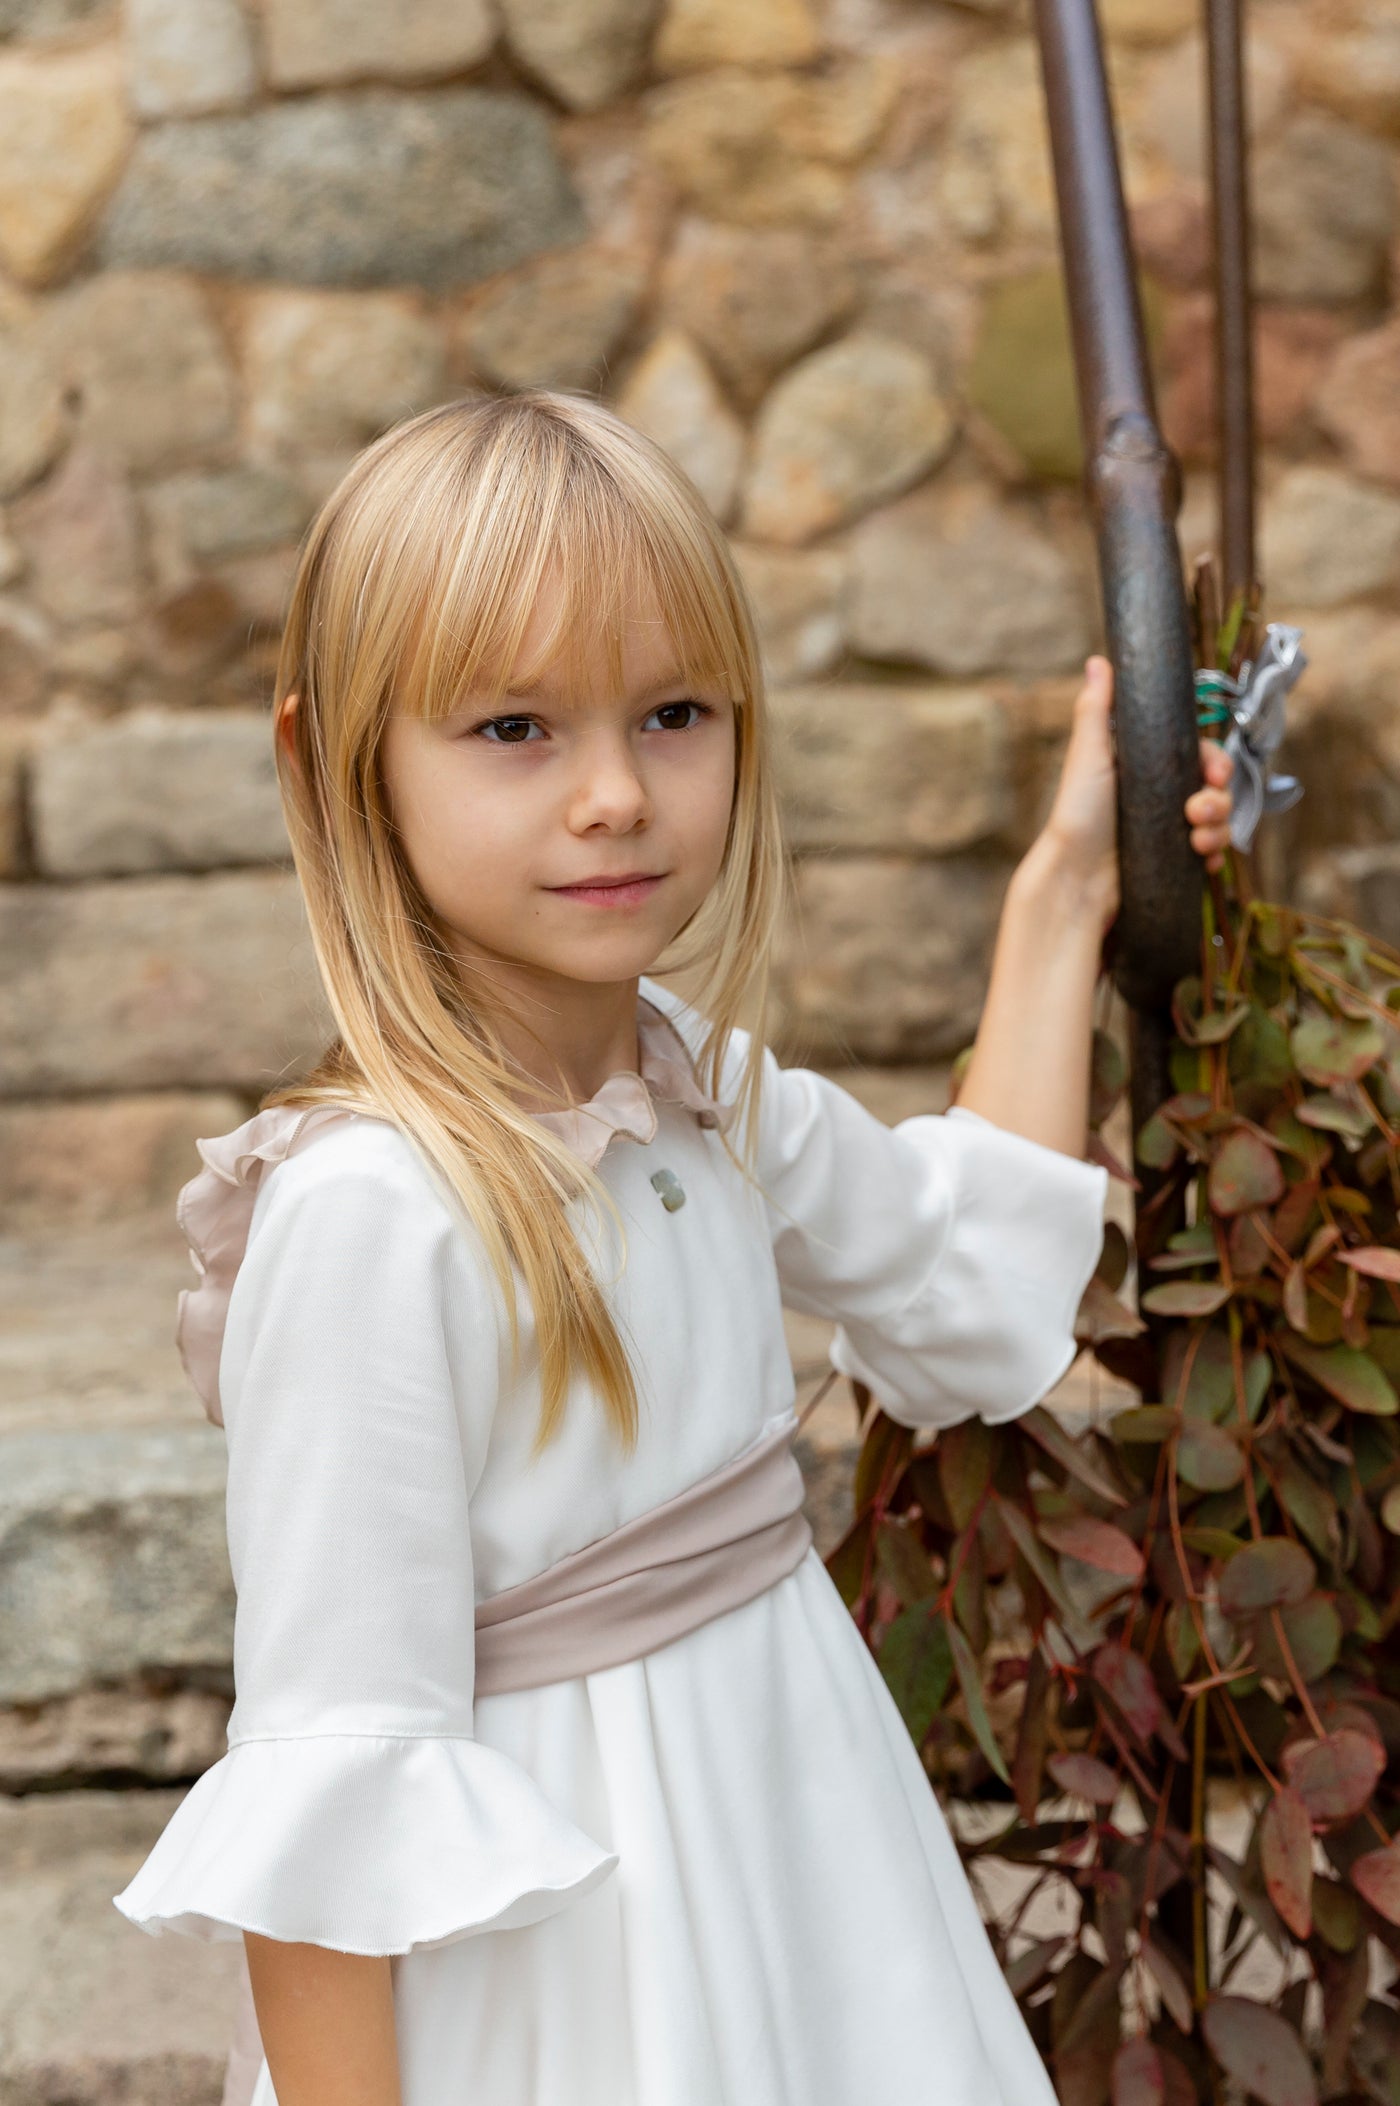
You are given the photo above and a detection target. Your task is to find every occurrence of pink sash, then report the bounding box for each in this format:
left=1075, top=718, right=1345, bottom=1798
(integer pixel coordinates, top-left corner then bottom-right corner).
left=221, top=1393, right=826, bottom=2104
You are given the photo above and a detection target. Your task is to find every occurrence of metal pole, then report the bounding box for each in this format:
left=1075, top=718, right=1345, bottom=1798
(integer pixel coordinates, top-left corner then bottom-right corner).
left=1205, top=0, right=1257, bottom=611
left=1032, top=0, right=1203, bottom=1020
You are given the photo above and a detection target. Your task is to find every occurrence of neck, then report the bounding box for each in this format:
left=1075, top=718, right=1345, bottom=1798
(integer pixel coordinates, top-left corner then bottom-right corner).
left=457, top=958, right=647, bottom=1108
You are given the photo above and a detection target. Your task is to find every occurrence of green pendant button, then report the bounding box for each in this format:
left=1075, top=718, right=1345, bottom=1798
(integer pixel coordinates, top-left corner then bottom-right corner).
left=650, top=1168, right=686, bottom=1211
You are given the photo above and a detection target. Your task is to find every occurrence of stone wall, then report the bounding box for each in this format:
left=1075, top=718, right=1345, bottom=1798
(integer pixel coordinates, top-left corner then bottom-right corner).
left=1, top=0, right=1398, bottom=1213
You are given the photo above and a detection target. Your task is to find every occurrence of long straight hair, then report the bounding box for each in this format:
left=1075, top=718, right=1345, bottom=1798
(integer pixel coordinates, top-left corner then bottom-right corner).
left=264, top=391, right=791, bottom=1458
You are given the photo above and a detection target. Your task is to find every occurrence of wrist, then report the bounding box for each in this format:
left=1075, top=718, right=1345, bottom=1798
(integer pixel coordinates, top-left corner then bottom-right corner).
left=1010, top=829, right=1117, bottom=935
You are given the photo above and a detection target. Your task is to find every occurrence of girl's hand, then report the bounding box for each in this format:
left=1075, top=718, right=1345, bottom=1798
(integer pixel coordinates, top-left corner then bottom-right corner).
left=1187, top=739, right=1235, bottom=872
left=1036, top=654, right=1237, bottom=934
left=1037, top=655, right=1120, bottom=935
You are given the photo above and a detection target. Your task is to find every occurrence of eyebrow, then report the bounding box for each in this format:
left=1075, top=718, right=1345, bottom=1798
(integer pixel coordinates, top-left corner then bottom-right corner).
left=499, top=673, right=706, bottom=706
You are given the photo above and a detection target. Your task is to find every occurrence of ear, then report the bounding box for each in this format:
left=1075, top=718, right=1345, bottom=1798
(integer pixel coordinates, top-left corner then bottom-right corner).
left=275, top=690, right=300, bottom=765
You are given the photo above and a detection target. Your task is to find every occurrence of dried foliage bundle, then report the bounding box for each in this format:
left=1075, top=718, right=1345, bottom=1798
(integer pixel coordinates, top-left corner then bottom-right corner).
left=828, top=876, right=1400, bottom=2105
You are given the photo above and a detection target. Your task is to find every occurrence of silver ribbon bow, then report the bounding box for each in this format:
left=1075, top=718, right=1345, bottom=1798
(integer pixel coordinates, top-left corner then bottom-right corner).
left=1218, top=622, right=1307, bottom=853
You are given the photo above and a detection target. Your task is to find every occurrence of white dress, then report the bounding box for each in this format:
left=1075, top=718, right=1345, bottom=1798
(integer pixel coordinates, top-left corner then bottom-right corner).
left=113, top=973, right=1108, bottom=2106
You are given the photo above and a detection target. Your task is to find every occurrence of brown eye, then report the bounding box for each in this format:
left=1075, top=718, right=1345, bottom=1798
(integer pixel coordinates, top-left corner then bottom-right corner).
left=476, top=717, right=539, bottom=744
left=651, top=701, right=708, bottom=731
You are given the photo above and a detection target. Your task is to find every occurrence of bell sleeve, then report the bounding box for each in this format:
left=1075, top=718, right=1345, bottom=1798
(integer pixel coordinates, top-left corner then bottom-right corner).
left=112, top=1128, right=617, bottom=1955
left=756, top=1052, right=1109, bottom=1430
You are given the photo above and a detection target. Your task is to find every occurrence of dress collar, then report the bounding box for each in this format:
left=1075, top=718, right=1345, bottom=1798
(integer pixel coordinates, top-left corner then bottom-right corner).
left=529, top=992, right=738, bottom=1169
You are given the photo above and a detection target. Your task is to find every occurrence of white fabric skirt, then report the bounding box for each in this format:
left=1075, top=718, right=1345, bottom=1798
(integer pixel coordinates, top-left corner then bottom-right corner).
left=250, top=1548, right=1054, bottom=2106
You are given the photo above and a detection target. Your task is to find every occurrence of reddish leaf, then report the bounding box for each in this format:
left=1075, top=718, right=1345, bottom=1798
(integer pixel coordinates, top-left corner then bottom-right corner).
left=1176, top=1419, right=1246, bottom=1490
left=1155, top=2047, right=1196, bottom=2106
left=1260, top=1787, right=1314, bottom=1940
left=1282, top=1729, right=1386, bottom=1824
left=1093, top=1643, right=1165, bottom=1744
left=1340, top=1245, right=1400, bottom=1281
left=1142, top=1939, right=1193, bottom=2033
left=1201, top=1995, right=1319, bottom=2106
left=1012, top=1646, right=1051, bottom=1823
left=1140, top=1279, right=1231, bottom=1316
left=936, top=1417, right=994, bottom=1530
left=1283, top=1261, right=1309, bottom=1333
left=1351, top=1843, right=1400, bottom=1928
left=1210, top=1125, right=1287, bottom=1216
left=1019, top=1406, right=1129, bottom=1507
left=1037, top=1512, right=1145, bottom=1578
left=1217, top=1537, right=1316, bottom=1619
left=1280, top=1336, right=1399, bottom=1416
left=1048, top=1751, right=1120, bottom=1804
left=1112, top=2037, right=1165, bottom=2106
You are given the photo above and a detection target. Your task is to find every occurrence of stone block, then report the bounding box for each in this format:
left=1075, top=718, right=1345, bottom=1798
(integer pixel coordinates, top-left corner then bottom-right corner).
left=938, top=40, right=1053, bottom=245
left=0, top=1789, right=242, bottom=2100
left=0, top=0, right=109, bottom=33
left=772, top=852, right=1009, bottom=1062
left=968, top=268, right=1081, bottom=482
left=848, top=480, right=1095, bottom=678
left=0, top=41, right=131, bottom=286
left=0, top=288, right=69, bottom=501
left=0, top=1686, right=232, bottom=1791
left=1297, top=10, right=1400, bottom=138
left=732, top=540, right=847, bottom=685
left=617, top=330, right=745, bottom=524
left=9, top=444, right=148, bottom=626
left=457, top=246, right=644, bottom=391
left=126, top=0, right=256, bottom=118
left=658, top=218, right=853, bottom=408
left=100, top=90, right=586, bottom=291
left=0, top=1089, right=248, bottom=1226
left=771, top=682, right=1011, bottom=853
left=30, top=707, right=286, bottom=877
left=1317, top=318, right=1400, bottom=490
left=1261, top=464, right=1400, bottom=610
left=265, top=0, right=494, bottom=88
left=0, top=1425, right=232, bottom=1705
left=54, top=271, right=236, bottom=476
left=0, top=599, right=48, bottom=717
left=644, top=58, right=897, bottom=227
left=655, top=0, right=819, bottom=72
left=1253, top=113, right=1396, bottom=305
left=744, top=333, right=954, bottom=545
left=244, top=288, right=447, bottom=456
left=145, top=466, right=311, bottom=576
left=501, top=0, right=657, bottom=112
left=0, top=869, right=333, bottom=1094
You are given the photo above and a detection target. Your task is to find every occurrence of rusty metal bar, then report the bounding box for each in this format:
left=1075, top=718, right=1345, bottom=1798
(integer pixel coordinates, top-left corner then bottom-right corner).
left=1206, top=0, right=1257, bottom=609
left=1031, top=0, right=1203, bottom=1020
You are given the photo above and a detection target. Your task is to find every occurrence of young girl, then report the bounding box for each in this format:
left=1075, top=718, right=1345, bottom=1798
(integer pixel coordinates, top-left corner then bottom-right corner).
left=113, top=391, right=1234, bottom=2106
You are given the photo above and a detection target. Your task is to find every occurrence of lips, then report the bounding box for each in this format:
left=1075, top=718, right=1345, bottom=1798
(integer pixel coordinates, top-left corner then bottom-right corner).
left=551, top=873, right=661, bottom=889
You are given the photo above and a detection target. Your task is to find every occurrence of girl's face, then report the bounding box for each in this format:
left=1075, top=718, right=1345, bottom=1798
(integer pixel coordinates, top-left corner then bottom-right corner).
left=379, top=579, right=739, bottom=1001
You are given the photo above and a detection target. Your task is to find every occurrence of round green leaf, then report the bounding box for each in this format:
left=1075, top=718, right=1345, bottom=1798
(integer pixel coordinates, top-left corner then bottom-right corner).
left=1141, top=1280, right=1232, bottom=1317
left=1252, top=1595, right=1342, bottom=1685
left=1177, top=1421, right=1246, bottom=1490
left=1218, top=1537, right=1316, bottom=1618
left=1291, top=1013, right=1385, bottom=1087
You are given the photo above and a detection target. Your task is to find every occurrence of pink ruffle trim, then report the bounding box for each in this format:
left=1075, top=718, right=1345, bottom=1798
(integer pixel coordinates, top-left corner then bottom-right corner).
left=175, top=1104, right=366, bottom=1427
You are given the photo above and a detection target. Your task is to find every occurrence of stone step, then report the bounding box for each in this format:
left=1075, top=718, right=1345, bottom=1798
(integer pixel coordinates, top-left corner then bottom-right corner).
left=0, top=1787, right=243, bottom=2106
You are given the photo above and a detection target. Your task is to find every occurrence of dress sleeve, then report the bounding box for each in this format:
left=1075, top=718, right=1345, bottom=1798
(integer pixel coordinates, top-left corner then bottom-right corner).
left=112, top=1132, right=617, bottom=1955
left=755, top=1052, right=1109, bottom=1430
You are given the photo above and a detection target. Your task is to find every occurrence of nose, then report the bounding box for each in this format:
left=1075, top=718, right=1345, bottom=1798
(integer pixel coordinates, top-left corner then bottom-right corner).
left=566, top=729, right=652, bottom=833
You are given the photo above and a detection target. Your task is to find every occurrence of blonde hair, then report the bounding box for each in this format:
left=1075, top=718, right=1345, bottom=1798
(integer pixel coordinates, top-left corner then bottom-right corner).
left=264, top=390, right=791, bottom=1458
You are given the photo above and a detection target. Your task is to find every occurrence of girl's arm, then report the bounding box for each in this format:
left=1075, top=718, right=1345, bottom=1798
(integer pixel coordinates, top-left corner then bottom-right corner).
left=955, top=656, right=1233, bottom=1159
left=244, top=1934, right=401, bottom=2106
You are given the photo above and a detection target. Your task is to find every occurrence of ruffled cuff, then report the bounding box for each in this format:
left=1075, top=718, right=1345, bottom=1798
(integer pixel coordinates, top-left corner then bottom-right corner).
left=828, top=1104, right=1108, bottom=1430
left=112, top=1733, right=619, bottom=1956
